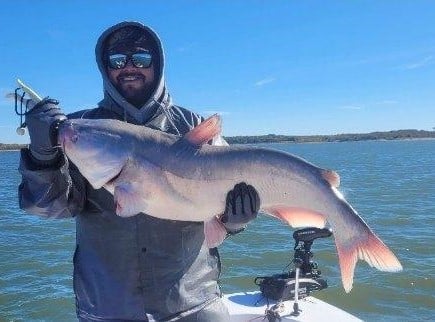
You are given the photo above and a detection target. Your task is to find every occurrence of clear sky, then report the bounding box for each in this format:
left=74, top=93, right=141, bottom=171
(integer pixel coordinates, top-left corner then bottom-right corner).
left=1, top=1, right=434, bottom=143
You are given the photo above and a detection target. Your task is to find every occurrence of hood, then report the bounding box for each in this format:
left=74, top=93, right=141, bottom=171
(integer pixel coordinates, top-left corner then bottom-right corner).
left=95, top=21, right=171, bottom=124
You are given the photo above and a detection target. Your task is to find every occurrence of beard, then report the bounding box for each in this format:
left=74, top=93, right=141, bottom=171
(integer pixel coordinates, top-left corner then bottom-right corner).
left=116, top=74, right=156, bottom=108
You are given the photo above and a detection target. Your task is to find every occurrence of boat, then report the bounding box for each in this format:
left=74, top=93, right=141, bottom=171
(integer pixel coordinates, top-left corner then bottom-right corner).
left=224, top=227, right=362, bottom=321
left=224, top=291, right=361, bottom=321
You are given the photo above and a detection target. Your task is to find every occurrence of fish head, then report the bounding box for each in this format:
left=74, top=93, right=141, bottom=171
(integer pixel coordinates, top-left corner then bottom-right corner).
left=58, top=119, right=130, bottom=189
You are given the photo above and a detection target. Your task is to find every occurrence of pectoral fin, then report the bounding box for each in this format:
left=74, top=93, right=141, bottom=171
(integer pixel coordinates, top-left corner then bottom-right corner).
left=114, top=182, right=146, bottom=217
left=263, top=206, right=327, bottom=228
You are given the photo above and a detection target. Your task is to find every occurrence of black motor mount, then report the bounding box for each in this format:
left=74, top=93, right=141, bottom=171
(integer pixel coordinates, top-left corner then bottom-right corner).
left=293, top=227, right=333, bottom=244
left=255, top=227, right=332, bottom=301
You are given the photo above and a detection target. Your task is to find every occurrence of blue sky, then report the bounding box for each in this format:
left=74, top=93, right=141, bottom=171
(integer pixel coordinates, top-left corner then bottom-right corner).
left=1, top=1, right=434, bottom=143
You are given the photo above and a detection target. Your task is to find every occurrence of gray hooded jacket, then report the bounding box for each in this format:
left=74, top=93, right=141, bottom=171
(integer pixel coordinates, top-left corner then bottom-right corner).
left=18, top=21, right=227, bottom=321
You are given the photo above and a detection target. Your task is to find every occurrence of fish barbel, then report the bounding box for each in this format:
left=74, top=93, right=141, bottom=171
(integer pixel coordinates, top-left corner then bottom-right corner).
left=58, top=115, right=402, bottom=292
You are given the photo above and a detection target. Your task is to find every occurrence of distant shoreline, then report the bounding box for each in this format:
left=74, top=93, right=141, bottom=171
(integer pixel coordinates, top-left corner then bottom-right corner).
left=1, top=129, right=434, bottom=150
left=224, top=129, right=435, bottom=144
left=0, top=144, right=27, bottom=151
left=234, top=136, right=435, bottom=146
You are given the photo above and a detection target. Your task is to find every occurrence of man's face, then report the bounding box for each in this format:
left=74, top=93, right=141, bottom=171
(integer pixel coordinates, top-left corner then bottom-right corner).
left=106, top=47, right=156, bottom=108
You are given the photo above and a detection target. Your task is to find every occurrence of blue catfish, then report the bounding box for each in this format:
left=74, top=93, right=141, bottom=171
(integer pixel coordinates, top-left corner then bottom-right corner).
left=58, top=115, right=402, bottom=292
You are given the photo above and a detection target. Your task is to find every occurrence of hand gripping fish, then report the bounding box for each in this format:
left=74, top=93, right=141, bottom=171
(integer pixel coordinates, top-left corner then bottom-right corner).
left=58, top=115, right=402, bottom=292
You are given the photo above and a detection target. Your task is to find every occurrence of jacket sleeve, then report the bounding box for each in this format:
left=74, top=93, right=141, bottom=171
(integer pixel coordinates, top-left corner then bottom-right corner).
left=18, top=148, right=86, bottom=218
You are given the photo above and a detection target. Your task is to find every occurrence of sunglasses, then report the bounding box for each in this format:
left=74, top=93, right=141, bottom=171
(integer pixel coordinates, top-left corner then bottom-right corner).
left=108, top=51, right=152, bottom=69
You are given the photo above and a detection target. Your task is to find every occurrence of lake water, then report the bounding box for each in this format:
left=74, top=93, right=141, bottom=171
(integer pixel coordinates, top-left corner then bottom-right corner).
left=1, top=140, right=434, bottom=321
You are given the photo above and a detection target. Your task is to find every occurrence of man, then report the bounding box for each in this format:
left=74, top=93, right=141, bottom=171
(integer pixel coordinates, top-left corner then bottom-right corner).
left=18, top=21, right=259, bottom=321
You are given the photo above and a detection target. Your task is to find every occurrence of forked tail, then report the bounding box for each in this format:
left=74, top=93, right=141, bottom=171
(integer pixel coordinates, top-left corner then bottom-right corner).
left=336, top=229, right=403, bottom=292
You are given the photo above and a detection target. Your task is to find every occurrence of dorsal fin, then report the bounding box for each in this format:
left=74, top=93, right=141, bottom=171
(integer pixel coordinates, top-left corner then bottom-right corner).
left=322, top=169, right=340, bottom=188
left=183, top=114, right=222, bottom=146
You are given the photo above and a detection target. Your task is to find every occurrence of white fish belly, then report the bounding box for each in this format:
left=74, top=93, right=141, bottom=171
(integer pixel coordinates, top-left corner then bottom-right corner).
left=143, top=164, right=340, bottom=224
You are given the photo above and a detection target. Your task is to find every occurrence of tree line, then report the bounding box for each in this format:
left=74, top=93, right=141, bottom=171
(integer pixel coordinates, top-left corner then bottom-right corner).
left=224, top=129, right=435, bottom=144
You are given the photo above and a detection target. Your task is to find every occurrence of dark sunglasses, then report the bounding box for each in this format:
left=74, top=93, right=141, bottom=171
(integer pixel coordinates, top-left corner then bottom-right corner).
left=108, top=51, right=152, bottom=69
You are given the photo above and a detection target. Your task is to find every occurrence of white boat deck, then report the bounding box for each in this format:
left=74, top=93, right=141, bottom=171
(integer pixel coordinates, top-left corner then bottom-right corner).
left=223, top=291, right=362, bottom=321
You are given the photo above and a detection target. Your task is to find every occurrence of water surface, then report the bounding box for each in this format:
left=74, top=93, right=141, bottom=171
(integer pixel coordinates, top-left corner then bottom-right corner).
left=1, top=140, right=434, bottom=321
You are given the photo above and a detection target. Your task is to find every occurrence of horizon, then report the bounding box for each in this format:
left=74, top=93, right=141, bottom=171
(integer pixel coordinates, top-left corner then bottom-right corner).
left=2, top=128, right=434, bottom=146
left=1, top=1, right=434, bottom=144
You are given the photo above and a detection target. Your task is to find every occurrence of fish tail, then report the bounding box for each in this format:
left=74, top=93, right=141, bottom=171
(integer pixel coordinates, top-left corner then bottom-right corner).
left=336, top=229, right=403, bottom=293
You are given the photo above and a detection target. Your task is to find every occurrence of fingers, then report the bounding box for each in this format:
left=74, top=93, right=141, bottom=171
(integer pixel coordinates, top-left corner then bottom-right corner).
left=234, top=182, right=259, bottom=215
left=221, top=182, right=260, bottom=233
left=26, top=98, right=65, bottom=121
left=221, top=191, right=234, bottom=223
left=44, top=106, right=66, bottom=119
left=247, top=184, right=260, bottom=213
left=239, top=183, right=252, bottom=215
left=224, top=182, right=260, bottom=221
left=231, top=183, right=245, bottom=216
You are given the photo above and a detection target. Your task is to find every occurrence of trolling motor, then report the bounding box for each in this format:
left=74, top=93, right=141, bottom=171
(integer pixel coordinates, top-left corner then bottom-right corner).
left=255, top=227, right=332, bottom=319
left=291, top=227, right=332, bottom=316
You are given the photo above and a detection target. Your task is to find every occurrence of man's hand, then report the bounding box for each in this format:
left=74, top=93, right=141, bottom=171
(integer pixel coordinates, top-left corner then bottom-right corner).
left=25, top=97, right=66, bottom=162
left=220, top=182, right=260, bottom=234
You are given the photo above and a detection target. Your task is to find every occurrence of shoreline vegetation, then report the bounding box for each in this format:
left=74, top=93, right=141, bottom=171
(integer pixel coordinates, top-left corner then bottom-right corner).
left=226, top=129, right=435, bottom=144
left=1, top=129, right=434, bottom=151
left=0, top=143, right=26, bottom=151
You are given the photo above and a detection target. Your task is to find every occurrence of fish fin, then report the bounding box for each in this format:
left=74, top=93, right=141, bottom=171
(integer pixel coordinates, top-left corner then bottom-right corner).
left=204, top=217, right=228, bottom=248
left=184, top=114, right=222, bottom=146
left=321, top=169, right=340, bottom=188
left=113, top=182, right=145, bottom=217
left=336, top=231, right=403, bottom=293
left=263, top=206, right=327, bottom=228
